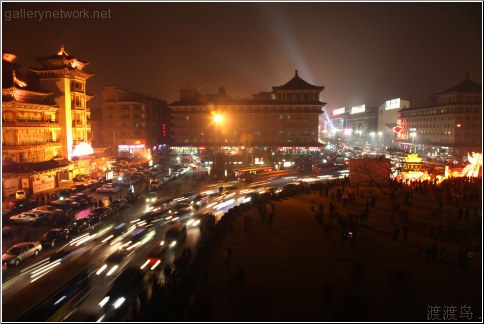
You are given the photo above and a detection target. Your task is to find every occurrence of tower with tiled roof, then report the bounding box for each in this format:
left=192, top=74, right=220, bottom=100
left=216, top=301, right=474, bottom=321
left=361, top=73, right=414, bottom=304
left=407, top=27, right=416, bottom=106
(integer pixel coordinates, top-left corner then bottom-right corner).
left=2, top=52, right=62, bottom=165
left=31, top=46, right=94, bottom=160
left=272, top=70, right=325, bottom=103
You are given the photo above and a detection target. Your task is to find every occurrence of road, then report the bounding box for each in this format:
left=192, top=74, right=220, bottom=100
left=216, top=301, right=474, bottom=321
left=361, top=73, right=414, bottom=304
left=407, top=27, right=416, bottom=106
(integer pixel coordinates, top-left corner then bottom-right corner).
left=2, top=169, right=309, bottom=321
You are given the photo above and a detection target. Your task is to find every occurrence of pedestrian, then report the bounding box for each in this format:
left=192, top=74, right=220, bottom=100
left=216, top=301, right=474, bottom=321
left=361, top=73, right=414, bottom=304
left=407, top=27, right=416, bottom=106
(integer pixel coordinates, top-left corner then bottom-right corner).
left=98, top=199, right=103, bottom=207
left=237, top=265, right=245, bottom=288
left=268, top=212, right=274, bottom=227
left=224, top=247, right=232, bottom=267
left=272, top=203, right=275, bottom=216
left=109, top=195, right=113, bottom=204
left=310, top=199, right=315, bottom=212
left=403, top=225, right=408, bottom=239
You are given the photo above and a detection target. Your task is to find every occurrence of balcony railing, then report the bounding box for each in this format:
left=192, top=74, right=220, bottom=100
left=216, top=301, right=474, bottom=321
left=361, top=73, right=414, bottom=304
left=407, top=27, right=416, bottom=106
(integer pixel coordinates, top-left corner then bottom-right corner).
left=3, top=119, right=60, bottom=127
left=2, top=140, right=62, bottom=149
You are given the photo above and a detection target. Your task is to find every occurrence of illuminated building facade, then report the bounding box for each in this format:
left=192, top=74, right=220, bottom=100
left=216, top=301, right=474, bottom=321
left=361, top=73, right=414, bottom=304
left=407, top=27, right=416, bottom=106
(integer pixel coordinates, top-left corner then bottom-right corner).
left=101, top=85, right=169, bottom=158
left=2, top=53, right=62, bottom=164
left=2, top=48, right=97, bottom=196
left=169, top=71, right=325, bottom=155
left=397, top=75, right=482, bottom=159
left=377, top=98, right=410, bottom=146
left=30, top=46, right=93, bottom=160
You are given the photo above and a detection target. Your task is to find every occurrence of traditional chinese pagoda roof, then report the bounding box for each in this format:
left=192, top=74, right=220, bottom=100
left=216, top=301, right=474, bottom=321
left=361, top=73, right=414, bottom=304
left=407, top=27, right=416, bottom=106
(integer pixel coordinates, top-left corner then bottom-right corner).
left=3, top=53, right=54, bottom=104
left=35, top=46, right=90, bottom=71
left=272, top=70, right=325, bottom=91
left=434, top=73, right=481, bottom=95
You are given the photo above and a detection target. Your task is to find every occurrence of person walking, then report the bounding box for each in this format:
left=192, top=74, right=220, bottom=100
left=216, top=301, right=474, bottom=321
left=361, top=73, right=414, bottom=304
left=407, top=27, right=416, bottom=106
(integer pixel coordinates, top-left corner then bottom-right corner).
left=224, top=246, right=232, bottom=267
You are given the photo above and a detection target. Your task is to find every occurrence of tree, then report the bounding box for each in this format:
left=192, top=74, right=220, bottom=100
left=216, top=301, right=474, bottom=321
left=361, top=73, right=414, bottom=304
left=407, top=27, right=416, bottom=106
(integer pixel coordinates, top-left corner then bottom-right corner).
left=240, top=132, right=254, bottom=167
left=349, top=156, right=399, bottom=224
left=212, top=151, right=226, bottom=180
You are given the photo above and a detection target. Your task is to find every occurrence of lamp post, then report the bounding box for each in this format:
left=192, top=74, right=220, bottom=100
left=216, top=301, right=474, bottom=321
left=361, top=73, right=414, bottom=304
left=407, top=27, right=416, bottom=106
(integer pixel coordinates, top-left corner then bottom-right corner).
left=211, top=112, right=225, bottom=179
left=409, top=128, right=417, bottom=153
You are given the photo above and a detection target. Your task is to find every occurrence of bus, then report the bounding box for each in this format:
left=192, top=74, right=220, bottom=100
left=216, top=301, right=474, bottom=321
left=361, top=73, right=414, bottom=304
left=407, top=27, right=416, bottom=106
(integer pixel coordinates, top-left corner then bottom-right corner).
left=2, top=258, right=92, bottom=322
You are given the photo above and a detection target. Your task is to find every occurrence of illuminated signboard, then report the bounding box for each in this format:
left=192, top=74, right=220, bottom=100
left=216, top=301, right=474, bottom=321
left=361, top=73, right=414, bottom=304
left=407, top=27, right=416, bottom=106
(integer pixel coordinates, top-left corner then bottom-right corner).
left=350, top=105, right=365, bottom=114
left=332, top=107, right=346, bottom=116
left=118, top=144, right=145, bottom=149
left=385, top=98, right=401, bottom=110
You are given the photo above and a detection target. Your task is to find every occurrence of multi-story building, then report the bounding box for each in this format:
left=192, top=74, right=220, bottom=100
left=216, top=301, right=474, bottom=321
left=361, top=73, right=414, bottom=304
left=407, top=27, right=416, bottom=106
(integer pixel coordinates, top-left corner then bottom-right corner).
left=397, top=75, right=481, bottom=159
left=377, top=98, right=410, bottom=146
left=169, top=70, right=325, bottom=160
left=343, top=104, right=378, bottom=145
left=101, top=85, right=169, bottom=158
left=2, top=47, right=98, bottom=197
left=2, top=53, right=62, bottom=164
left=30, top=46, right=93, bottom=160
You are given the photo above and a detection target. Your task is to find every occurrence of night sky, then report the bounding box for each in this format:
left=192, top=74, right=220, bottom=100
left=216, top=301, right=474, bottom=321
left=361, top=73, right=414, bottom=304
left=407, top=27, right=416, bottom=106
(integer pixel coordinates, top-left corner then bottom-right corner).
left=2, top=2, right=482, bottom=110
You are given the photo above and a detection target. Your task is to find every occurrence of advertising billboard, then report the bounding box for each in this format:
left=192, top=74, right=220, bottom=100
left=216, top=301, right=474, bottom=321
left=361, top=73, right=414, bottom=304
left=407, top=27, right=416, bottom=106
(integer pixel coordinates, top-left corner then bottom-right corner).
left=385, top=98, right=401, bottom=110
left=350, top=105, right=365, bottom=114
left=332, top=107, right=346, bottom=116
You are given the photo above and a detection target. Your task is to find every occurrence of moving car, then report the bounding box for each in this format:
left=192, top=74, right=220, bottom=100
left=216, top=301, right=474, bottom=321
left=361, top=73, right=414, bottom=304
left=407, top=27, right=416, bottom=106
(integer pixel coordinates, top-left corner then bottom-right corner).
left=96, top=248, right=135, bottom=277
left=2, top=242, right=42, bottom=266
left=140, top=240, right=168, bottom=271
left=164, top=224, right=187, bottom=248
left=145, top=191, right=158, bottom=204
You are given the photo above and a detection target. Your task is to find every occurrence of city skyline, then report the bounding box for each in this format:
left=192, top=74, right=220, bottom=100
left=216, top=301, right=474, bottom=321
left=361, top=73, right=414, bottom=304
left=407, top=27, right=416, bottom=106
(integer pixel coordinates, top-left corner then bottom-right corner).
left=2, top=2, right=482, bottom=110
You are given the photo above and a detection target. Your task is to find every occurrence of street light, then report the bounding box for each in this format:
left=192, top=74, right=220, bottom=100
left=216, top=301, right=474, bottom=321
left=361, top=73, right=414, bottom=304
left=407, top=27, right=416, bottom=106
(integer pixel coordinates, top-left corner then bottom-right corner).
left=212, top=113, right=223, bottom=125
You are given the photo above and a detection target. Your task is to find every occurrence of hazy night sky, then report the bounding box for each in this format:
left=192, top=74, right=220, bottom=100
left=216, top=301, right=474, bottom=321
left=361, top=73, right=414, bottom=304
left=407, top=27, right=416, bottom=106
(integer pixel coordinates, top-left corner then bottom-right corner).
left=2, top=2, right=482, bottom=110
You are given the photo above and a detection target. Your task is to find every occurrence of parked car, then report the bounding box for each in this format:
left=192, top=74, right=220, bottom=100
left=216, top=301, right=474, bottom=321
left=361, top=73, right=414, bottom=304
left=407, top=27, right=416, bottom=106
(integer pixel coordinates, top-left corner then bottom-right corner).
left=109, top=199, right=129, bottom=211
left=32, top=205, right=65, bottom=217
left=15, top=189, right=28, bottom=200
left=65, top=219, right=91, bottom=235
left=71, top=184, right=87, bottom=193
left=88, top=207, right=114, bottom=224
left=150, top=180, right=161, bottom=190
left=125, top=192, right=140, bottom=203
left=65, top=196, right=90, bottom=208
left=2, top=242, right=43, bottom=266
left=50, top=199, right=80, bottom=210
left=96, top=185, right=121, bottom=193
left=3, top=200, right=38, bottom=223
left=9, top=211, right=49, bottom=225
left=40, top=228, right=70, bottom=247
left=73, top=174, right=90, bottom=182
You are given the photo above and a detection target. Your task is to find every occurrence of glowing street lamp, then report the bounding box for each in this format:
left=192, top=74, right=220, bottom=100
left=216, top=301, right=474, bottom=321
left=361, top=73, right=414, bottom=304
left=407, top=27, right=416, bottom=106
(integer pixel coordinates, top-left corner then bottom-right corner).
left=213, top=113, right=223, bottom=124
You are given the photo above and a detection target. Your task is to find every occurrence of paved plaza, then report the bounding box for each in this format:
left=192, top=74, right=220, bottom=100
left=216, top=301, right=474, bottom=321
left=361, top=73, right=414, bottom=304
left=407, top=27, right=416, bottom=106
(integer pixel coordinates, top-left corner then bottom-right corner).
left=198, top=186, right=481, bottom=321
